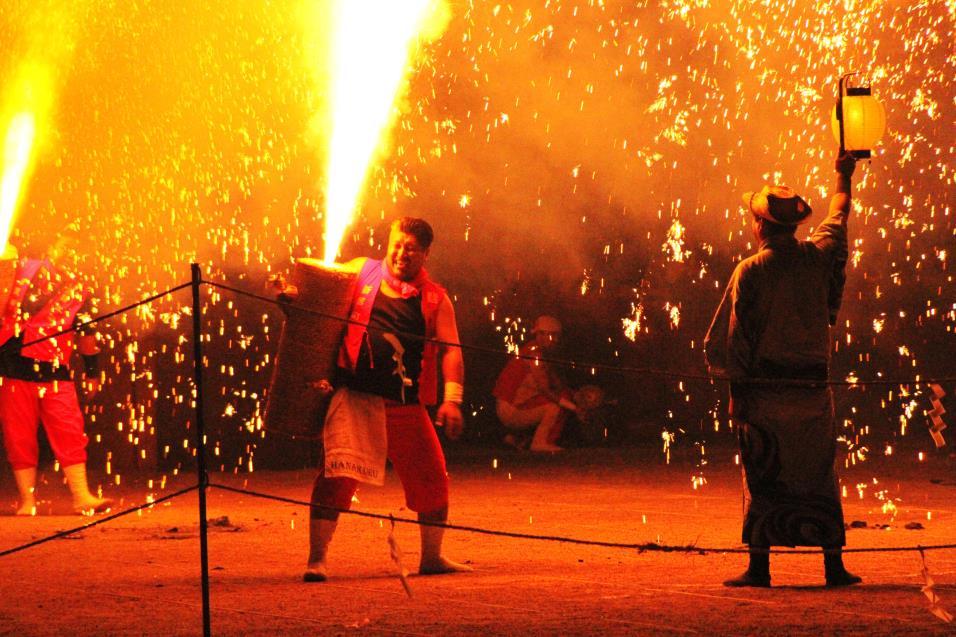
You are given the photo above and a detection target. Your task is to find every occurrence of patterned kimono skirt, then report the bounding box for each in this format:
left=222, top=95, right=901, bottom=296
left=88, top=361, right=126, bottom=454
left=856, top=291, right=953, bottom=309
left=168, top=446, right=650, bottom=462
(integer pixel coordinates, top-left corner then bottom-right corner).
left=731, top=382, right=846, bottom=547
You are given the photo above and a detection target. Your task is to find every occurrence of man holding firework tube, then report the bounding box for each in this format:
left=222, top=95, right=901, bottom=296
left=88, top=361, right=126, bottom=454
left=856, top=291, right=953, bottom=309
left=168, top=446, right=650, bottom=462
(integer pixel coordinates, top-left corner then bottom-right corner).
left=0, top=237, right=110, bottom=516
left=279, top=217, right=470, bottom=582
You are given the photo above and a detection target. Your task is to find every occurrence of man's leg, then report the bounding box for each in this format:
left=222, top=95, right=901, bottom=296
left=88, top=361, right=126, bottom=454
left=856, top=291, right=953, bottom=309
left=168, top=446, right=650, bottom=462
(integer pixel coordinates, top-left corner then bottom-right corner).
left=529, top=403, right=565, bottom=452
left=13, top=467, right=37, bottom=516
left=386, top=404, right=471, bottom=575
left=823, top=547, right=862, bottom=586
left=305, top=474, right=356, bottom=582
left=498, top=400, right=565, bottom=452
left=1, top=380, right=41, bottom=515
left=496, top=400, right=536, bottom=449
left=38, top=381, right=110, bottom=514
left=417, top=506, right=472, bottom=575
left=724, top=546, right=771, bottom=588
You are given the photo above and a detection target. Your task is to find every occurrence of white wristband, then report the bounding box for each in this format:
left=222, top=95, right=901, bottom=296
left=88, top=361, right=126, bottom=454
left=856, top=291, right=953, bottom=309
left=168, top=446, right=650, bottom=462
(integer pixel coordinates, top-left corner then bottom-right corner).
left=444, top=382, right=464, bottom=404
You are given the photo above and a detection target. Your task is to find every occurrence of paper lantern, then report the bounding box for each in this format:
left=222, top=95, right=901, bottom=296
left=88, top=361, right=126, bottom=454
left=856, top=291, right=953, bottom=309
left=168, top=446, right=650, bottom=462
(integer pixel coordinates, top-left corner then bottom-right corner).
left=832, top=75, right=886, bottom=159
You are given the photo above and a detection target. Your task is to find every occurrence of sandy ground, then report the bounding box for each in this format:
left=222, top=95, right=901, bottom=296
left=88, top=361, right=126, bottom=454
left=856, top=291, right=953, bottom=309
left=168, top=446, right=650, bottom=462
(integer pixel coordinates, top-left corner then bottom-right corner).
left=1, top=445, right=955, bottom=636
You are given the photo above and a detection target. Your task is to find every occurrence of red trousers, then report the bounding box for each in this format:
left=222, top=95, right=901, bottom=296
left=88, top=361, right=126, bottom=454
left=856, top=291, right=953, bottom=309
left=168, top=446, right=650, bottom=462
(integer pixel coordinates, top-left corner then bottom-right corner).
left=311, top=402, right=448, bottom=519
left=0, top=378, right=87, bottom=470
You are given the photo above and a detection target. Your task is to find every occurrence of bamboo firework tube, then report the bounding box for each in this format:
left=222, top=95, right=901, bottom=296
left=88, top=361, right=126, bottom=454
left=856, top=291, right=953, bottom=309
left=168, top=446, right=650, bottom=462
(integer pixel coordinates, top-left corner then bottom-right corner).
left=0, top=245, right=19, bottom=322
left=263, top=258, right=356, bottom=437
left=0, top=246, right=19, bottom=378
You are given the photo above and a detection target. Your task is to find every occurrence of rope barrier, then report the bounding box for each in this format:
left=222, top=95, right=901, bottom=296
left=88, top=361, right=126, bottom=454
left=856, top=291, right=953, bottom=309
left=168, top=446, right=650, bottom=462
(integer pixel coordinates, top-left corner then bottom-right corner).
left=0, top=274, right=951, bottom=563
left=204, top=279, right=956, bottom=388
left=3, top=267, right=944, bottom=635
left=0, top=276, right=949, bottom=389
left=208, top=482, right=956, bottom=556
left=0, top=484, right=199, bottom=558
left=0, top=281, right=193, bottom=356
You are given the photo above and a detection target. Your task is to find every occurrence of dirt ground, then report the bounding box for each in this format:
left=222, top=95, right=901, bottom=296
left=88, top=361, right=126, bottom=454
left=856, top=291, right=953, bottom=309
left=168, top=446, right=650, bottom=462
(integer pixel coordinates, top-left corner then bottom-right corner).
left=1, top=445, right=955, bottom=636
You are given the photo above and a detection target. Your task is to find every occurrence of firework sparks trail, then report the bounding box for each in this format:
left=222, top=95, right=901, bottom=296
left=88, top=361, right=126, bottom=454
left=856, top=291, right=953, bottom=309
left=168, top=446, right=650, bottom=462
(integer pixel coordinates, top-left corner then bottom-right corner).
left=0, top=112, right=37, bottom=250
left=0, top=61, right=57, bottom=251
left=305, top=0, right=450, bottom=263
left=0, top=0, right=948, bottom=487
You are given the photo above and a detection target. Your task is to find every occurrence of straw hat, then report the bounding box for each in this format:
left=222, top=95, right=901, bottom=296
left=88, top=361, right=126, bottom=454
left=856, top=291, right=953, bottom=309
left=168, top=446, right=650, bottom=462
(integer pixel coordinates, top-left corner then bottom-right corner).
left=742, top=185, right=812, bottom=225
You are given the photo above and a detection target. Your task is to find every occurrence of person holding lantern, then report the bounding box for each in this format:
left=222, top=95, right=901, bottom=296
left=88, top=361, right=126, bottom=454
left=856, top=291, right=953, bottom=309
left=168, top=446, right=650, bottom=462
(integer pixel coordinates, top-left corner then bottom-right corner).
left=703, top=152, right=862, bottom=587
left=0, top=235, right=111, bottom=516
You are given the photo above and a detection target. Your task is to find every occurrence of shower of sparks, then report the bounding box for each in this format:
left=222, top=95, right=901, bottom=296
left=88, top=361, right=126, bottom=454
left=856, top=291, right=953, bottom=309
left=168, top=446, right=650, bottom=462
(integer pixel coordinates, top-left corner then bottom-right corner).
left=663, top=218, right=688, bottom=263
left=622, top=293, right=646, bottom=342
left=307, top=0, right=450, bottom=264
left=0, top=0, right=947, bottom=489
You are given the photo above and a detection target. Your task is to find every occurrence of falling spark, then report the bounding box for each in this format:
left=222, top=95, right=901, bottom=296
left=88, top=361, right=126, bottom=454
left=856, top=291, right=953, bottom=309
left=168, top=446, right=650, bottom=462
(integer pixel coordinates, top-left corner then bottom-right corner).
left=622, top=293, right=645, bottom=341
left=663, top=218, right=688, bottom=263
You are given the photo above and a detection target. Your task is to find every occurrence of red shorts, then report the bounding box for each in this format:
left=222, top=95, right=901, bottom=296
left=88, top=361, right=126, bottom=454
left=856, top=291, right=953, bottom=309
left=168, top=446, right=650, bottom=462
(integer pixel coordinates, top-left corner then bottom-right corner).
left=311, top=402, right=448, bottom=517
left=0, top=378, right=87, bottom=470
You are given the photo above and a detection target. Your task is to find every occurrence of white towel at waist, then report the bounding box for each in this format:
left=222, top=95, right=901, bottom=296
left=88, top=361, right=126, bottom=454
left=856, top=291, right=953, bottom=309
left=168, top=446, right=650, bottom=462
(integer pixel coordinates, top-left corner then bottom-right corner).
left=323, top=387, right=388, bottom=486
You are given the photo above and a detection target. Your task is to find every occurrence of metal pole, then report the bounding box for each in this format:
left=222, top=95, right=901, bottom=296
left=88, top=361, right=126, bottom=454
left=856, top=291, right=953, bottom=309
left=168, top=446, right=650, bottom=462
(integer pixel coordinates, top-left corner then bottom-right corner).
left=191, top=263, right=212, bottom=637
left=836, top=77, right=845, bottom=154
left=837, top=72, right=859, bottom=156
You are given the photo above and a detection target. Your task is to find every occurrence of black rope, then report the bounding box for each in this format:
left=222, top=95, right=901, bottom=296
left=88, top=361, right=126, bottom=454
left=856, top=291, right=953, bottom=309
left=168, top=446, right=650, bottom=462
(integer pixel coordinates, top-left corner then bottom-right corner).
left=208, top=482, right=956, bottom=556
left=0, top=484, right=199, bottom=558
left=248, top=426, right=322, bottom=442
left=203, top=279, right=956, bottom=389
left=0, top=282, right=193, bottom=355
left=4, top=478, right=954, bottom=558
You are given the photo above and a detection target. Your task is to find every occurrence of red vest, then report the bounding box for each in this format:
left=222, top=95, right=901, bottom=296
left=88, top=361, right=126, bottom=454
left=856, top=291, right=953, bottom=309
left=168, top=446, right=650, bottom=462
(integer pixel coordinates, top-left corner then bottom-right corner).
left=492, top=343, right=549, bottom=409
left=0, top=259, right=88, bottom=366
left=492, top=356, right=530, bottom=404
left=339, top=259, right=444, bottom=405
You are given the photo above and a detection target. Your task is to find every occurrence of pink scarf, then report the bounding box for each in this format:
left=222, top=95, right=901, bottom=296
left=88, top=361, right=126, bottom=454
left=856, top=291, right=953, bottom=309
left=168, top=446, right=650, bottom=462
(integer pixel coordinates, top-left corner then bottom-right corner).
left=380, top=260, right=429, bottom=299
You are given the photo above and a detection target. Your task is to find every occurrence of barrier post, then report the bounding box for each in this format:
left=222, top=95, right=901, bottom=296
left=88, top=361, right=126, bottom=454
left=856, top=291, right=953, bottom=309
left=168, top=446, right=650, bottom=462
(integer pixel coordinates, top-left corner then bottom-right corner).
left=191, top=263, right=212, bottom=637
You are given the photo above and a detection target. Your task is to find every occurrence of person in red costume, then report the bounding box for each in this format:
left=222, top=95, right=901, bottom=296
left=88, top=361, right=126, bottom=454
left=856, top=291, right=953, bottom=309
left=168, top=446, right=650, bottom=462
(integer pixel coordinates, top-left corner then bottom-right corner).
left=279, top=217, right=471, bottom=582
left=493, top=315, right=579, bottom=452
left=0, top=237, right=111, bottom=516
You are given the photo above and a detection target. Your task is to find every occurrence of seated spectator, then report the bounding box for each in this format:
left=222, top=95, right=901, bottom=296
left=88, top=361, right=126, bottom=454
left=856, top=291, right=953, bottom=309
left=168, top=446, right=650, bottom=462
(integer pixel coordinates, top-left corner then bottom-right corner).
left=492, top=315, right=578, bottom=452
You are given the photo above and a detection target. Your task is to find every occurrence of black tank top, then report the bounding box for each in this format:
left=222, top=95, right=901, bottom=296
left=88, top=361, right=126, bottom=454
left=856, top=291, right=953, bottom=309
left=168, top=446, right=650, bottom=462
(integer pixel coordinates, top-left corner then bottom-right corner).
left=344, top=291, right=425, bottom=403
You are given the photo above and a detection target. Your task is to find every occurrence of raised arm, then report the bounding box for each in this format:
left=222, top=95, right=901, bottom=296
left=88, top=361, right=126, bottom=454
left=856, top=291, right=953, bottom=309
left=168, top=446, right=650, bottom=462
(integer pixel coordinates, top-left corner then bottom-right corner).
left=810, top=153, right=856, bottom=254
left=811, top=153, right=857, bottom=324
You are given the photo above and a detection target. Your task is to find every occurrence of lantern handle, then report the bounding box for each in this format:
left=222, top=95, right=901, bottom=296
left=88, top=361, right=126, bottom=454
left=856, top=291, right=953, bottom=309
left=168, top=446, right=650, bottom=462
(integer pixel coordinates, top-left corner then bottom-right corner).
left=835, top=72, right=860, bottom=154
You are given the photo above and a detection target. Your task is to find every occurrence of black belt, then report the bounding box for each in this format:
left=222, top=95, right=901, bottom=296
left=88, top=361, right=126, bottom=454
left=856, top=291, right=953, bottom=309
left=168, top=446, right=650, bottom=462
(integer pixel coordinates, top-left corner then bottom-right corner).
left=3, top=356, right=73, bottom=382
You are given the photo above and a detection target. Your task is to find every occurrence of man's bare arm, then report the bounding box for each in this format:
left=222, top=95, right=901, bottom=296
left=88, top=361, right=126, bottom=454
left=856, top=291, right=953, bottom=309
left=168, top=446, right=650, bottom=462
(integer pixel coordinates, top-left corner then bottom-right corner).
left=435, top=293, right=465, bottom=438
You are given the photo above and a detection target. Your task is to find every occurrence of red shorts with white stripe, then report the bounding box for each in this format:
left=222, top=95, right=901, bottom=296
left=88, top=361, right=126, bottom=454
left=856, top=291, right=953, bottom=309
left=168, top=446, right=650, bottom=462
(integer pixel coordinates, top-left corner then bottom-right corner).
left=311, top=401, right=448, bottom=518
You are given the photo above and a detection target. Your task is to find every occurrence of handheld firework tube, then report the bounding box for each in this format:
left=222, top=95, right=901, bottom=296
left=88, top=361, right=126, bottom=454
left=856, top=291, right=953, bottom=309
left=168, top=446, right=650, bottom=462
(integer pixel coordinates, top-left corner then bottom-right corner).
left=263, top=258, right=356, bottom=437
left=0, top=245, right=18, bottom=316
left=0, top=246, right=18, bottom=377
